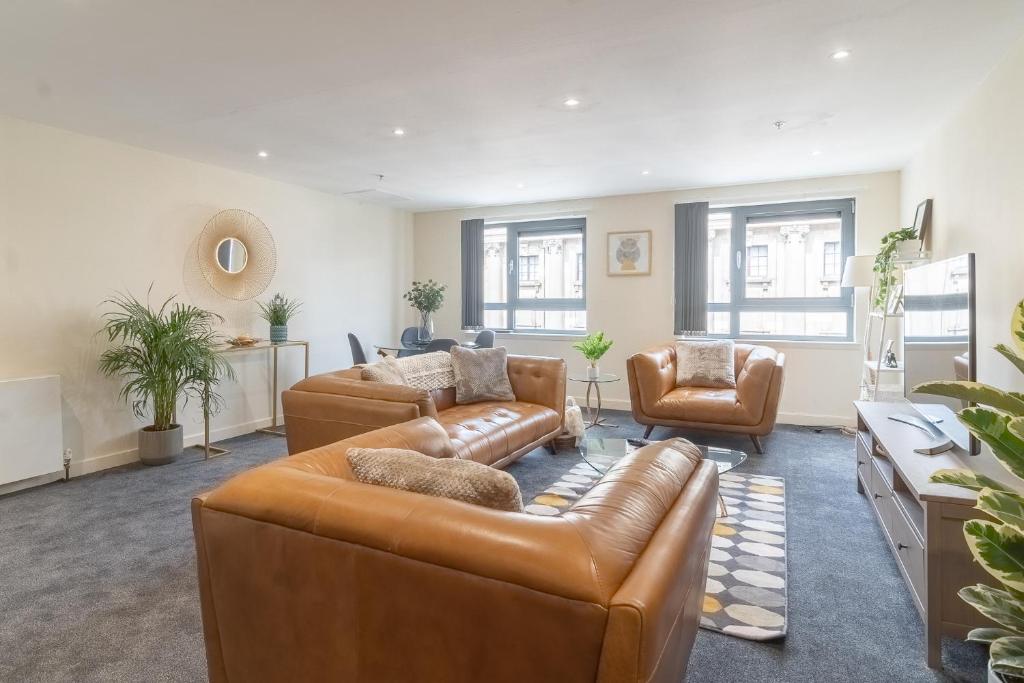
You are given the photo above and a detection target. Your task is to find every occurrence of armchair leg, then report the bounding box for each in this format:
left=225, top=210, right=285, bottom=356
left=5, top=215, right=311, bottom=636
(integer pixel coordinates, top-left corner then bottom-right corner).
left=544, top=440, right=558, bottom=455
left=750, top=435, right=764, bottom=455
left=643, top=424, right=655, bottom=440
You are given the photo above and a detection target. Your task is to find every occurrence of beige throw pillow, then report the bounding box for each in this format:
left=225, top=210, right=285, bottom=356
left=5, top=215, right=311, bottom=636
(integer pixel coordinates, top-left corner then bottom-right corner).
left=360, top=358, right=406, bottom=385
left=675, top=339, right=736, bottom=389
left=393, top=351, right=455, bottom=391
left=346, top=447, right=523, bottom=512
left=450, top=346, right=516, bottom=404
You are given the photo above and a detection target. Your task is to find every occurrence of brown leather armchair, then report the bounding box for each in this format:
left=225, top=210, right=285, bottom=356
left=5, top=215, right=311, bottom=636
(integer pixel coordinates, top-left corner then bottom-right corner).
left=192, top=417, right=719, bottom=683
left=282, top=354, right=566, bottom=468
left=627, top=342, right=785, bottom=453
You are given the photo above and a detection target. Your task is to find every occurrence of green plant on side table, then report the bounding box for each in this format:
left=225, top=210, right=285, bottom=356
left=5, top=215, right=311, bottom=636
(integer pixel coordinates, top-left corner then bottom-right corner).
left=573, top=331, right=613, bottom=380
left=98, top=289, right=234, bottom=466
left=257, top=293, right=302, bottom=343
left=403, top=279, right=447, bottom=342
left=914, top=299, right=1024, bottom=683
left=872, top=226, right=918, bottom=309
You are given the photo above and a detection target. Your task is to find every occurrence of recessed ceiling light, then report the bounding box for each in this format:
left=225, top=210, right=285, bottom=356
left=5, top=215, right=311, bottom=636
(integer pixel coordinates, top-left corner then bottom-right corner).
left=563, top=97, right=580, bottom=108
left=830, top=49, right=851, bottom=60
left=516, top=183, right=525, bottom=189
left=641, top=169, right=651, bottom=175
left=257, top=150, right=268, bottom=158
left=392, top=127, right=405, bottom=136
left=811, top=149, right=822, bottom=156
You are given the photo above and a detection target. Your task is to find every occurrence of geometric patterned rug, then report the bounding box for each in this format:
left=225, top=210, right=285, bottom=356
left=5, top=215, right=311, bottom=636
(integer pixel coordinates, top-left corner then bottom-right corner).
left=521, top=445, right=788, bottom=642
left=701, top=471, right=788, bottom=641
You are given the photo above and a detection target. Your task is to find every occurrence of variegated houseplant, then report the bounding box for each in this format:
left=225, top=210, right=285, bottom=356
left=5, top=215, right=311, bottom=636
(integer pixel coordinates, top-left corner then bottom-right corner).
left=914, top=299, right=1024, bottom=681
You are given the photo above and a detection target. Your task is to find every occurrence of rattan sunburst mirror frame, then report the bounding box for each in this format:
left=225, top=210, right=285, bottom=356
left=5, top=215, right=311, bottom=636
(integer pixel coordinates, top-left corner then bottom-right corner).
left=197, top=209, right=277, bottom=300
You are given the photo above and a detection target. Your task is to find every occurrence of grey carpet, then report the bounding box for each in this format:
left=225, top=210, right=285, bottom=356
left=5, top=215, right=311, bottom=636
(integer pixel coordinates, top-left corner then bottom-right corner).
left=0, top=413, right=988, bottom=682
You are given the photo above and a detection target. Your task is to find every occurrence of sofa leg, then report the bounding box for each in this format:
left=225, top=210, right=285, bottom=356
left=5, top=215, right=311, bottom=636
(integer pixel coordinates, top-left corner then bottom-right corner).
left=544, top=440, right=558, bottom=455
left=750, top=435, right=764, bottom=455
left=643, top=425, right=655, bottom=440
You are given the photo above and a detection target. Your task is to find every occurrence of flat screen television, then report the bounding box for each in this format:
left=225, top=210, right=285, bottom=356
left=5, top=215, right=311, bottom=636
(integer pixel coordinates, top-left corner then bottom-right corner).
left=903, top=253, right=977, bottom=453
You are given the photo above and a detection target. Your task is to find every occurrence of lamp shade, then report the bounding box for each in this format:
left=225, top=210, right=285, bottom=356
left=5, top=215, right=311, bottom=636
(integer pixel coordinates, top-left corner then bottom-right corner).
left=841, top=255, right=875, bottom=288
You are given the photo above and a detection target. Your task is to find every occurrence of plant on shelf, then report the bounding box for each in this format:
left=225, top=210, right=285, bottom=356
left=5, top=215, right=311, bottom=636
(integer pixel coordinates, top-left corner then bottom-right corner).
left=98, top=288, right=233, bottom=466
left=872, top=226, right=918, bottom=309
left=403, top=280, right=447, bottom=342
left=257, top=293, right=302, bottom=343
left=914, top=299, right=1024, bottom=682
left=572, top=331, right=613, bottom=379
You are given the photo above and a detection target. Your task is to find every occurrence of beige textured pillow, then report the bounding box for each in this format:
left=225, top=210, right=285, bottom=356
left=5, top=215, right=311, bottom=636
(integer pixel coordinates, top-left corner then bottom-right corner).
left=393, top=351, right=455, bottom=390
left=675, top=339, right=736, bottom=388
left=450, top=346, right=516, bottom=404
left=360, top=358, right=406, bottom=385
left=346, top=447, right=523, bottom=512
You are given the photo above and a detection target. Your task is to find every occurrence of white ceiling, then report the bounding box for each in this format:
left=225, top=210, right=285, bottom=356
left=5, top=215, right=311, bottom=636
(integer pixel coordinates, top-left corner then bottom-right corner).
left=3, top=0, right=1024, bottom=211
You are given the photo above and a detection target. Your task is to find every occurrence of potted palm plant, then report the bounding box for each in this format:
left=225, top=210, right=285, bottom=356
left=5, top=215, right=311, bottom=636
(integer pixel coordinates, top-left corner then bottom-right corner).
left=257, top=293, right=302, bottom=343
left=573, top=331, right=613, bottom=379
left=98, top=290, right=234, bottom=466
left=403, top=280, right=447, bottom=342
left=914, top=299, right=1024, bottom=682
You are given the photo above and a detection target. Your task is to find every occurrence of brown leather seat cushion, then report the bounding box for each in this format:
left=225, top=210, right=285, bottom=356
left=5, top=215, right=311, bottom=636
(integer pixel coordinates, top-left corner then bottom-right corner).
left=438, top=401, right=561, bottom=466
left=649, top=386, right=763, bottom=426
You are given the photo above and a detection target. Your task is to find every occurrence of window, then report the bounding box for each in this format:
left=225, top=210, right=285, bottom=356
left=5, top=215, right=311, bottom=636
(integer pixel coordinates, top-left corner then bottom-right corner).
left=706, top=198, right=854, bottom=340
left=482, top=218, right=586, bottom=332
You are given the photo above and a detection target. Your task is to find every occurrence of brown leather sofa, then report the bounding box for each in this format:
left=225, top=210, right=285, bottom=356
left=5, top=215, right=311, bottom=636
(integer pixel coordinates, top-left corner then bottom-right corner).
left=627, top=342, right=785, bottom=453
left=282, top=354, right=566, bottom=468
left=192, top=417, right=718, bottom=683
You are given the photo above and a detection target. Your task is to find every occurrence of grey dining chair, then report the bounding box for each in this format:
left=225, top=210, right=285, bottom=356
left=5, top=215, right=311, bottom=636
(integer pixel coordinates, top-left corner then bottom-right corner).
left=473, top=330, right=496, bottom=348
left=424, top=338, right=458, bottom=353
left=398, top=326, right=429, bottom=357
left=348, top=333, right=368, bottom=365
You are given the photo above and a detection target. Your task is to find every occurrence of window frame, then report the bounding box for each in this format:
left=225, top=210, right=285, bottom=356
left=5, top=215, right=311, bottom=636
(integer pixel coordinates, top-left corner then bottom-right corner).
left=483, top=217, right=587, bottom=334
left=708, top=198, right=855, bottom=342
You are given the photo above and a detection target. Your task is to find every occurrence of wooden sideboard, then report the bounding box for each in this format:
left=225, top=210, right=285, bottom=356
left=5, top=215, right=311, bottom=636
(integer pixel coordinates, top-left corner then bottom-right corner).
left=854, top=401, right=1012, bottom=668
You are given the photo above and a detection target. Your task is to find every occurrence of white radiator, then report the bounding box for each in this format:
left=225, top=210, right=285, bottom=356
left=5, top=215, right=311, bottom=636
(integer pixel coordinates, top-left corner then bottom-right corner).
left=0, top=375, right=63, bottom=488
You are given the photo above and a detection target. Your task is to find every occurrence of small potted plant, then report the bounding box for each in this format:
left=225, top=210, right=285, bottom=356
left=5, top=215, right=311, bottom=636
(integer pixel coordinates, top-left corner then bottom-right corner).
left=98, top=289, right=233, bottom=466
left=914, top=300, right=1024, bottom=683
left=872, top=226, right=920, bottom=309
left=257, top=293, right=302, bottom=343
left=573, top=331, right=613, bottom=379
left=403, top=280, right=447, bottom=342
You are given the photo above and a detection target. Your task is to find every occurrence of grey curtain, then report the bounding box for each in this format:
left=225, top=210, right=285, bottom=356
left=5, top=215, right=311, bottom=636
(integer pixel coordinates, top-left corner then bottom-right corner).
left=461, top=218, right=485, bottom=329
left=674, top=202, right=709, bottom=336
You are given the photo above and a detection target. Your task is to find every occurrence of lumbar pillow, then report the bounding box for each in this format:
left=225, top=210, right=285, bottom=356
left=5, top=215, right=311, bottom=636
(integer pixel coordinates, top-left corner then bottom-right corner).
left=346, top=447, right=523, bottom=512
left=360, top=357, right=406, bottom=385
left=675, top=339, right=736, bottom=388
left=450, top=346, right=516, bottom=404
left=392, top=351, right=455, bottom=390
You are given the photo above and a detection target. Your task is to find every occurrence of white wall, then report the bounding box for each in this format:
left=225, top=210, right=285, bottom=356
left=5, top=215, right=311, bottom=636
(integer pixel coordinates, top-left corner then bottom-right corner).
left=413, top=171, right=901, bottom=426
left=900, top=33, right=1024, bottom=471
left=0, top=115, right=412, bottom=478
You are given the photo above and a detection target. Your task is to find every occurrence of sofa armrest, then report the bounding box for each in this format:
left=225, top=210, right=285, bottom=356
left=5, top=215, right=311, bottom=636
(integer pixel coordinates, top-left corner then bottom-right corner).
left=507, top=355, right=567, bottom=420
left=626, top=344, right=676, bottom=416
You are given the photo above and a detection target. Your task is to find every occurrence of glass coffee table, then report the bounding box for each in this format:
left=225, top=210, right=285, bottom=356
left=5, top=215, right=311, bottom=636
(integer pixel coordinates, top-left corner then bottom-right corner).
left=578, top=437, right=746, bottom=515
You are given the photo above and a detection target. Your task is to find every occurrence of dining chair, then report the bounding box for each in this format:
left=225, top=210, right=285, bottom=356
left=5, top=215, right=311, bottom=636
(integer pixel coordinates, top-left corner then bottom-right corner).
left=424, top=338, right=458, bottom=353
left=473, top=329, right=496, bottom=348
left=347, top=333, right=368, bottom=365
left=398, top=326, right=428, bottom=358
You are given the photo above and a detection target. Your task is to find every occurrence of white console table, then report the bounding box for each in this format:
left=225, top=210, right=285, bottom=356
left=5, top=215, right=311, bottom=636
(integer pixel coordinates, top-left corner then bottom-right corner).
left=855, top=401, right=1012, bottom=668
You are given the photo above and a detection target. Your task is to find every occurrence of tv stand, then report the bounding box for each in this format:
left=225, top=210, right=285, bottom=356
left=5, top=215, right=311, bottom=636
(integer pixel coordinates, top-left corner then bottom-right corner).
left=855, top=401, right=1010, bottom=669
left=886, top=413, right=954, bottom=454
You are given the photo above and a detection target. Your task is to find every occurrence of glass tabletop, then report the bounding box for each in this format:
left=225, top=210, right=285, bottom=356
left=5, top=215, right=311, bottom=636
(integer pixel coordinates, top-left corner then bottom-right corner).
left=568, top=373, right=620, bottom=383
left=579, top=437, right=747, bottom=474
left=375, top=341, right=479, bottom=353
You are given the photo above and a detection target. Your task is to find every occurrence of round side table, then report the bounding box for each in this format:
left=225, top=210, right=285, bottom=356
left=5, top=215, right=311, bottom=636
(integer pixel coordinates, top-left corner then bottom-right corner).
left=568, top=373, right=620, bottom=428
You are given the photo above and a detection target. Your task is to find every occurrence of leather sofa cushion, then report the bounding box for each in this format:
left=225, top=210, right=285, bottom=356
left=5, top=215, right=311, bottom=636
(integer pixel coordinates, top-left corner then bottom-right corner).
left=648, top=387, right=763, bottom=426
left=346, top=447, right=523, bottom=512
left=438, top=402, right=561, bottom=466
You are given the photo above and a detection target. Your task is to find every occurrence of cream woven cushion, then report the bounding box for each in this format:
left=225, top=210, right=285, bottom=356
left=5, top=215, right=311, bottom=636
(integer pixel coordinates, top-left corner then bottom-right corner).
left=360, top=358, right=405, bottom=385
left=450, top=346, right=516, bottom=404
left=392, top=351, right=455, bottom=391
left=346, top=447, right=523, bottom=512
left=675, top=339, right=736, bottom=389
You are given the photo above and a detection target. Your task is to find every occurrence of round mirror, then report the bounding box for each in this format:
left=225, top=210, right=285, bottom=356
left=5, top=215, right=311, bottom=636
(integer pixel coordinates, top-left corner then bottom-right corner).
left=215, top=237, right=248, bottom=274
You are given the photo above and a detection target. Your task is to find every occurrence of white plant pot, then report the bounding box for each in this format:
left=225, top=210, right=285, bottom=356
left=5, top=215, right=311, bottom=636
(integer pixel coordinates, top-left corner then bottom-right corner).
left=895, top=239, right=925, bottom=262
left=587, top=365, right=600, bottom=380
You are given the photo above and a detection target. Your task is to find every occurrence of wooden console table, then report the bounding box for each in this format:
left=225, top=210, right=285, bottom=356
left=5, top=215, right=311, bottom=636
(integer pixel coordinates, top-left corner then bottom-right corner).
left=197, top=340, right=309, bottom=459
left=854, top=401, right=1011, bottom=668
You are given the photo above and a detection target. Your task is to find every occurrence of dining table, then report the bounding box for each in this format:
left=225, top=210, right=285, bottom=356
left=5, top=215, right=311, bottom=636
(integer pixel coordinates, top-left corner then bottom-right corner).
left=373, top=339, right=478, bottom=356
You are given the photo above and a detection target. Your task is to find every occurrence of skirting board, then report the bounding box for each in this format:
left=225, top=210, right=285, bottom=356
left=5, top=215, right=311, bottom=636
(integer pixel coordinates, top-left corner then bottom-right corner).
left=569, top=395, right=856, bottom=429
left=68, top=417, right=276, bottom=478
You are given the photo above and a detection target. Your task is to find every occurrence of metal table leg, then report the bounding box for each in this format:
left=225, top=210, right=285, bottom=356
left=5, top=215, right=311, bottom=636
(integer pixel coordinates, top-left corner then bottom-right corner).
left=584, top=380, right=616, bottom=429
